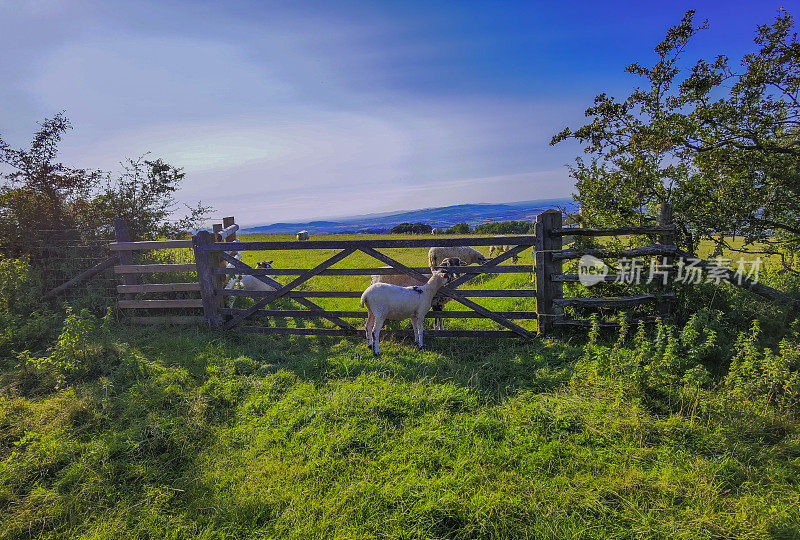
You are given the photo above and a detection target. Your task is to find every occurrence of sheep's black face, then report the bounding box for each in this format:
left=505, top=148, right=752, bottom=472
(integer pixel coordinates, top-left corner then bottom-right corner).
left=437, top=257, right=463, bottom=283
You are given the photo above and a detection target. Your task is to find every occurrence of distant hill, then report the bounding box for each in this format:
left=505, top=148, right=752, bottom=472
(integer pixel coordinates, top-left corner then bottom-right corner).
left=240, top=198, right=574, bottom=234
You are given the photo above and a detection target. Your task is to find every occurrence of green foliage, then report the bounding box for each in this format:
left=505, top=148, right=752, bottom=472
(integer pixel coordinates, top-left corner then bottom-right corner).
left=0, top=114, right=212, bottom=262
left=473, top=221, right=535, bottom=234
left=0, top=256, right=60, bottom=361
left=19, top=307, right=110, bottom=390
left=552, top=10, right=800, bottom=258
left=1, top=322, right=800, bottom=537
left=389, top=222, right=433, bottom=234
left=726, top=321, right=800, bottom=411
left=447, top=222, right=471, bottom=234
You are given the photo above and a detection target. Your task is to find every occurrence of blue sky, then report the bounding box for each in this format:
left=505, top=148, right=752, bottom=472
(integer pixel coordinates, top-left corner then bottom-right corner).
left=0, top=0, right=792, bottom=226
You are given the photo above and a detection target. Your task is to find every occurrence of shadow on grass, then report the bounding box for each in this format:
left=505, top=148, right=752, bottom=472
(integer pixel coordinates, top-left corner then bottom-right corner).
left=115, top=322, right=579, bottom=401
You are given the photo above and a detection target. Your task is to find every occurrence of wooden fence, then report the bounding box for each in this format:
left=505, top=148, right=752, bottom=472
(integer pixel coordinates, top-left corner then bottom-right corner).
left=101, top=206, right=797, bottom=337
left=107, top=217, right=240, bottom=325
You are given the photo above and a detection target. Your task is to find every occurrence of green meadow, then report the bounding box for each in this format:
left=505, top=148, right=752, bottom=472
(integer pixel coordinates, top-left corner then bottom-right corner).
left=1, top=234, right=799, bottom=538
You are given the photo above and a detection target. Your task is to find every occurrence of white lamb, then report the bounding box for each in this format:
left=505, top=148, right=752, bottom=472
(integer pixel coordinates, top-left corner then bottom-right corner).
left=296, top=230, right=309, bottom=241
left=370, top=257, right=463, bottom=330
left=225, top=261, right=275, bottom=306
left=360, top=271, right=451, bottom=356
left=428, top=246, right=486, bottom=269
left=489, top=236, right=519, bottom=263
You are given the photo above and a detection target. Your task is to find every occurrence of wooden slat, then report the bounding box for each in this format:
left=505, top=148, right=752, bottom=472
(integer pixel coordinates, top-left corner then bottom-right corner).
left=551, top=226, right=676, bottom=237
left=553, top=293, right=674, bottom=308
left=117, top=282, right=200, bottom=293
left=217, top=252, right=356, bottom=331
left=554, top=316, right=660, bottom=327
left=114, top=263, right=197, bottom=274
left=200, top=236, right=537, bottom=251
left=236, top=327, right=524, bottom=337
left=44, top=255, right=118, bottom=299
left=553, top=274, right=622, bottom=283
left=212, top=265, right=533, bottom=276
left=119, top=299, right=204, bottom=309
left=222, top=248, right=357, bottom=329
left=553, top=245, right=679, bottom=261
left=110, top=240, right=194, bottom=250
left=128, top=316, right=205, bottom=325
left=218, top=289, right=538, bottom=298
left=219, top=308, right=538, bottom=319
left=675, top=249, right=799, bottom=307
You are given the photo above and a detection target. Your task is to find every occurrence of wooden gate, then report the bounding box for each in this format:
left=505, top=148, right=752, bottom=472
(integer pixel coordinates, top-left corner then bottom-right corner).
left=192, top=233, right=539, bottom=338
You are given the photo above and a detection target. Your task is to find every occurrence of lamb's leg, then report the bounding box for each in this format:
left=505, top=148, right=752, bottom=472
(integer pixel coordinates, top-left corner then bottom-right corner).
left=410, top=317, right=421, bottom=349
left=372, top=317, right=385, bottom=356
left=365, top=309, right=375, bottom=346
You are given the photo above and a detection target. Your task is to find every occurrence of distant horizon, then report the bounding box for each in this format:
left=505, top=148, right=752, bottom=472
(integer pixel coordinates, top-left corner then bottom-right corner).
left=238, top=196, right=575, bottom=229
left=239, top=197, right=575, bottom=234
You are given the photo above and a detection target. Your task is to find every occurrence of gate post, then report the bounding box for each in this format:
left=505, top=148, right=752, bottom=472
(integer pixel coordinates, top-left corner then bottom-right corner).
left=193, top=230, right=222, bottom=327
left=114, top=218, right=138, bottom=300
left=657, top=202, right=674, bottom=318
left=535, top=209, right=563, bottom=335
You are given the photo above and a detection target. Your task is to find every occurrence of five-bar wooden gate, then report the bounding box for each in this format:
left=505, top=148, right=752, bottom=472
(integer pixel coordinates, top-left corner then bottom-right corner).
left=193, top=232, right=539, bottom=338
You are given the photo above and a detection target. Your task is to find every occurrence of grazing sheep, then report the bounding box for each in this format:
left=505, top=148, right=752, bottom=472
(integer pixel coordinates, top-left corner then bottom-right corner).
left=428, top=246, right=486, bottom=269
left=370, top=257, right=463, bottom=330
left=489, top=236, right=519, bottom=263
left=361, top=271, right=451, bottom=356
left=225, top=261, right=275, bottom=306
left=296, top=230, right=309, bottom=241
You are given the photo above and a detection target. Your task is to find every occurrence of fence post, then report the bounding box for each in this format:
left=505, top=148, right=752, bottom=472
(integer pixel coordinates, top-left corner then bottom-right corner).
left=222, top=216, right=237, bottom=243
left=113, top=218, right=138, bottom=300
left=535, top=209, right=563, bottom=335
left=220, top=216, right=237, bottom=320
left=212, top=223, right=228, bottom=314
left=657, top=202, right=674, bottom=317
left=193, top=230, right=222, bottom=327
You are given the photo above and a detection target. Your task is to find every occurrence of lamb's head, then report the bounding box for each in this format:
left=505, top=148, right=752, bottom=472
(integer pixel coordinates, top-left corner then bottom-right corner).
left=256, top=260, right=273, bottom=269
left=437, top=257, right=463, bottom=283
left=427, top=270, right=450, bottom=289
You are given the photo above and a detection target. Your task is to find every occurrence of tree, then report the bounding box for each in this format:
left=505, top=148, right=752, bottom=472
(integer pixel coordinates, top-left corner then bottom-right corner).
left=390, top=222, right=432, bottom=234
left=0, top=114, right=211, bottom=260
left=0, top=113, right=104, bottom=255
left=447, top=223, right=471, bottom=234
left=551, top=10, right=800, bottom=261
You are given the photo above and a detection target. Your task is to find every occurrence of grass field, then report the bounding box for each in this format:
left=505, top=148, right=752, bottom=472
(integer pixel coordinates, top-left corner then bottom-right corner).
left=1, top=234, right=799, bottom=538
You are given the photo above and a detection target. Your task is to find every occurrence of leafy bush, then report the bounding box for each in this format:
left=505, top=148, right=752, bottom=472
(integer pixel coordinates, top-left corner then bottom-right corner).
left=725, top=321, right=800, bottom=412
left=577, top=309, right=800, bottom=418
left=0, top=256, right=60, bottom=361
left=18, top=307, right=111, bottom=390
